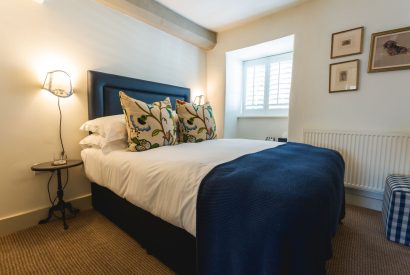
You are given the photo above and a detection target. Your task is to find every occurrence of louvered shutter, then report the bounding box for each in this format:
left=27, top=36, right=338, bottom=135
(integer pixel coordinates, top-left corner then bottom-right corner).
left=243, top=52, right=293, bottom=114
left=269, top=58, right=292, bottom=108
left=244, top=63, right=265, bottom=110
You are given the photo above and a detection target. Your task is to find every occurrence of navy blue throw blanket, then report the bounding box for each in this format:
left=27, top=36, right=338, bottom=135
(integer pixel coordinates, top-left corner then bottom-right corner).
left=196, top=142, right=345, bottom=275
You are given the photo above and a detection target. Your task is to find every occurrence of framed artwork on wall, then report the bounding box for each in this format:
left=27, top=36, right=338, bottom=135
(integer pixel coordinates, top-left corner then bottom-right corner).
left=368, top=26, right=410, bottom=73
left=329, top=59, right=359, bottom=93
left=331, top=27, right=364, bottom=58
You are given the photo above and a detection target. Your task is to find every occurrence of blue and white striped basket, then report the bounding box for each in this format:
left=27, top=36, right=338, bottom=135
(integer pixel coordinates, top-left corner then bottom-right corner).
left=382, top=175, right=410, bottom=246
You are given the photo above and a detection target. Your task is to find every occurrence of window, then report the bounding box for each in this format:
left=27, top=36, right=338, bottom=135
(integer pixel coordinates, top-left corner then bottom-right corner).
left=243, top=52, right=293, bottom=115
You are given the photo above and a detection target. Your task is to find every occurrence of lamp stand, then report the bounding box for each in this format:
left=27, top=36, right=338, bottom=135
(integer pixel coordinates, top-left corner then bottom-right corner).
left=53, top=97, right=67, bottom=166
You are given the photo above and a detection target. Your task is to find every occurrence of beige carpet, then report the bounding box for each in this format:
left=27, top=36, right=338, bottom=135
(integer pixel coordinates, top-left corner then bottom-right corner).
left=326, top=205, right=410, bottom=275
left=0, top=212, right=174, bottom=275
left=1, top=205, right=409, bottom=275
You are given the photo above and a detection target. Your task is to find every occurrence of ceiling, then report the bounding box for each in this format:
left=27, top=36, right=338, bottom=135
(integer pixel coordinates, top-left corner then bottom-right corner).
left=156, top=0, right=309, bottom=32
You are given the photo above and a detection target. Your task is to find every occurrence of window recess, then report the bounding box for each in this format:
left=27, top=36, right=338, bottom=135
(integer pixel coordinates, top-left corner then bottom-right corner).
left=242, top=52, right=293, bottom=115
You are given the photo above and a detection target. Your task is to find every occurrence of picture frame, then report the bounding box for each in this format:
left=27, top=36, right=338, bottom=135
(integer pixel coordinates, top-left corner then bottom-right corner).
left=368, top=26, right=410, bottom=73
left=331, top=27, right=364, bottom=58
left=329, top=59, right=360, bottom=93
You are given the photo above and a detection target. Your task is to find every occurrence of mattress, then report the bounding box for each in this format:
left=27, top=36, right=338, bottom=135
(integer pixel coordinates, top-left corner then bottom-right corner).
left=81, top=139, right=281, bottom=236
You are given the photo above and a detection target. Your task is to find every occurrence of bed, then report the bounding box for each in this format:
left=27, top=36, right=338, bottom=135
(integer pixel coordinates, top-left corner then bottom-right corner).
left=85, top=70, right=345, bottom=275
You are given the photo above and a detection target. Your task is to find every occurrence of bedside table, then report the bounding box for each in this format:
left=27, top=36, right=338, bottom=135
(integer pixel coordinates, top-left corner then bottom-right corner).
left=31, top=160, right=83, bottom=229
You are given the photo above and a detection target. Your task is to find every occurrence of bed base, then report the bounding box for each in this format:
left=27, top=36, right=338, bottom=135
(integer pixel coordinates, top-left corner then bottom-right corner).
left=91, top=182, right=197, bottom=275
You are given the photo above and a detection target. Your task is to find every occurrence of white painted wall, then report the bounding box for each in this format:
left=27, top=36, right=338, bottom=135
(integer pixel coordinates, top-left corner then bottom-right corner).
left=0, top=0, right=206, bottom=222
left=237, top=117, right=288, bottom=140
left=207, top=0, right=410, bottom=141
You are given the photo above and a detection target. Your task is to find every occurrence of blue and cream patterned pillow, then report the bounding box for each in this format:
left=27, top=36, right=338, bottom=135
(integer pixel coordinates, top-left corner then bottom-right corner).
left=119, top=92, right=177, bottom=151
left=176, top=100, right=217, bottom=143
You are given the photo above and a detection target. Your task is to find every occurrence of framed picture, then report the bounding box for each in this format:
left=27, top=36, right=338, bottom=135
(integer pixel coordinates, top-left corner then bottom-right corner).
left=329, top=59, right=360, bottom=93
left=368, top=26, right=410, bottom=72
left=331, top=27, right=364, bottom=58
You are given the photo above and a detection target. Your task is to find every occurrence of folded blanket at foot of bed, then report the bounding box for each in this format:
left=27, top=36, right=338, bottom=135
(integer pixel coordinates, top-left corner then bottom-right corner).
left=197, top=142, right=345, bottom=275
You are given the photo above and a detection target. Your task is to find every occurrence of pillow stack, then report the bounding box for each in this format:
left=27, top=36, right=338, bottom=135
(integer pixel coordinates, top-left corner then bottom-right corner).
left=79, top=92, right=218, bottom=153
left=79, top=114, right=128, bottom=153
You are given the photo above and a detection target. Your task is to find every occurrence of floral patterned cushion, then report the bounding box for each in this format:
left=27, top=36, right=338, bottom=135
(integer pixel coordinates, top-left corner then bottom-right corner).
left=119, top=92, right=177, bottom=151
left=176, top=100, right=217, bottom=143
left=171, top=110, right=182, bottom=144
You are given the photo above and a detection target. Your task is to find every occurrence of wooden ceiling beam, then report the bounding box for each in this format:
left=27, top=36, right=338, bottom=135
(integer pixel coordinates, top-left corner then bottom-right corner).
left=96, top=0, right=217, bottom=50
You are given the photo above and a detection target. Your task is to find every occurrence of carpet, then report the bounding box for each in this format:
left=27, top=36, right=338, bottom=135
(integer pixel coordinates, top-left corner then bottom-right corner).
left=0, top=205, right=409, bottom=274
left=326, top=205, right=410, bottom=274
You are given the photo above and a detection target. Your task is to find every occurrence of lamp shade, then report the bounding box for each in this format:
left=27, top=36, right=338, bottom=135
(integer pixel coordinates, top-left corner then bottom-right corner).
left=194, top=95, right=205, bottom=105
left=42, top=70, right=73, bottom=97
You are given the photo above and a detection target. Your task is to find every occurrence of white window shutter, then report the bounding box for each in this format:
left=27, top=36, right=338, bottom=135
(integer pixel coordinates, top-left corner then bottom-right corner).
left=244, top=64, right=265, bottom=110
left=269, top=59, right=292, bottom=109
left=243, top=52, right=293, bottom=114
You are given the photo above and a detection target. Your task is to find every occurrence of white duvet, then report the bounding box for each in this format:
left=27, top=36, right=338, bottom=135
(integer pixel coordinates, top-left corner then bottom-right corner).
left=81, top=139, right=281, bottom=236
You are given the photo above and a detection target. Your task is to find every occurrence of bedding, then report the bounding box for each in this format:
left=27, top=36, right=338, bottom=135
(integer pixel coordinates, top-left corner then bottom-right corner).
left=81, top=139, right=280, bottom=235
left=197, top=142, right=345, bottom=275
left=80, top=114, right=126, bottom=142
left=119, top=92, right=177, bottom=151
left=79, top=134, right=127, bottom=153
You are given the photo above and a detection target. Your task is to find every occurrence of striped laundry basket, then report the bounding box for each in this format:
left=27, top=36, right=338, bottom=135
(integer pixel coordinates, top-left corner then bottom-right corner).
left=382, top=175, right=410, bottom=246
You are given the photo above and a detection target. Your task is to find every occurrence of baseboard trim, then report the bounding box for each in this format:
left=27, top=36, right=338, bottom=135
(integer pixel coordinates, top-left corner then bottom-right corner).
left=0, top=189, right=382, bottom=236
left=345, top=188, right=383, bottom=211
left=0, top=194, right=92, bottom=237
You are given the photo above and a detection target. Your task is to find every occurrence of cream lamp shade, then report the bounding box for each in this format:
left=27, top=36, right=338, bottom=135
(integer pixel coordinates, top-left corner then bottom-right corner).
left=194, top=94, right=205, bottom=105
left=42, top=70, right=73, bottom=98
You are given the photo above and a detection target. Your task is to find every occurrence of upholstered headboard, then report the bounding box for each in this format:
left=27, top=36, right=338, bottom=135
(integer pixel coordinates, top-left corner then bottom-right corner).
left=87, top=70, right=190, bottom=119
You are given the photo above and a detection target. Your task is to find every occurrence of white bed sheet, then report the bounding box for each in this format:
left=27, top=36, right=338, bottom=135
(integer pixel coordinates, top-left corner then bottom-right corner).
left=81, top=139, right=281, bottom=236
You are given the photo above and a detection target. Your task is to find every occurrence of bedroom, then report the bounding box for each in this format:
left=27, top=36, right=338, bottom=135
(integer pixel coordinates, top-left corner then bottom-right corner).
left=0, top=0, right=409, bottom=274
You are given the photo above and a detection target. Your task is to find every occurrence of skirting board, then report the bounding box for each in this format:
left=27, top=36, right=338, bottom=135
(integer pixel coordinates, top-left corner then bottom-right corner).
left=0, top=194, right=92, bottom=237
left=0, top=189, right=381, bottom=237
left=345, top=187, right=383, bottom=211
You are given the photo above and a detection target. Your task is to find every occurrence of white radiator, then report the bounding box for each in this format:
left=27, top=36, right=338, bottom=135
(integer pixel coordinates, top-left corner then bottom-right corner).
left=303, top=129, right=410, bottom=193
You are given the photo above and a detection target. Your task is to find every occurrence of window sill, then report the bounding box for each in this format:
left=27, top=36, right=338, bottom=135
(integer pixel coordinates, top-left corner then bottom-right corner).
left=237, top=115, right=289, bottom=119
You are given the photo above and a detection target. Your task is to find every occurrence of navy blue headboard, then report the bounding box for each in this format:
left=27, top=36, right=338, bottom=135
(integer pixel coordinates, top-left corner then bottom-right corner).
left=87, top=70, right=190, bottom=119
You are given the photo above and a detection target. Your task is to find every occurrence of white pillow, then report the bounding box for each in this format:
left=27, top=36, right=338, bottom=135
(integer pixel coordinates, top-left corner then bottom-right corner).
left=79, top=134, right=127, bottom=153
left=80, top=115, right=127, bottom=142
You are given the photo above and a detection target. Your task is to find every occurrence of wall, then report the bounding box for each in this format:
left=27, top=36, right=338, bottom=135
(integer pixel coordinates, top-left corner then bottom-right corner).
left=237, top=117, right=288, bottom=140
left=0, top=0, right=206, bottom=230
left=207, top=0, right=410, bottom=141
